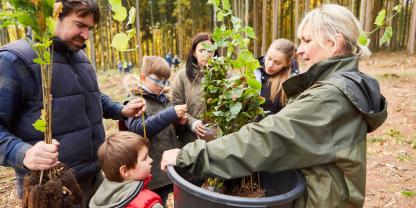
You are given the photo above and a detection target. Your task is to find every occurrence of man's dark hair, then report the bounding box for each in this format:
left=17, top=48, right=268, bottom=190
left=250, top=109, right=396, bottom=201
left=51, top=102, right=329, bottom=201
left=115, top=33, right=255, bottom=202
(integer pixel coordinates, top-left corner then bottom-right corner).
left=57, top=0, right=100, bottom=24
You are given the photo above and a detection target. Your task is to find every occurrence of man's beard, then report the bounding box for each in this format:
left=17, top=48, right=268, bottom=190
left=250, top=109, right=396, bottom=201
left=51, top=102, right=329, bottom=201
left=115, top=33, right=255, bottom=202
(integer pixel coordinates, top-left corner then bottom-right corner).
left=67, top=37, right=86, bottom=52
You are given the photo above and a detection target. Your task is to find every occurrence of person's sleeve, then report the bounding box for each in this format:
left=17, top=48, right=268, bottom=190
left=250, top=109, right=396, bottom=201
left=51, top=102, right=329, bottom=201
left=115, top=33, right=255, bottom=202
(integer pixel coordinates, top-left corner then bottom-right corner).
left=101, top=93, right=124, bottom=120
left=175, top=84, right=357, bottom=179
left=0, top=52, right=32, bottom=171
left=126, top=107, right=177, bottom=138
left=170, top=72, right=198, bottom=129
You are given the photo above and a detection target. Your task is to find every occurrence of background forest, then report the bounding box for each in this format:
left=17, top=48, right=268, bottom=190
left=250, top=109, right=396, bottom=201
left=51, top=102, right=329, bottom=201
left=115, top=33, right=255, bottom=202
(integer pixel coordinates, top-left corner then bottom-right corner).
left=1, top=0, right=415, bottom=71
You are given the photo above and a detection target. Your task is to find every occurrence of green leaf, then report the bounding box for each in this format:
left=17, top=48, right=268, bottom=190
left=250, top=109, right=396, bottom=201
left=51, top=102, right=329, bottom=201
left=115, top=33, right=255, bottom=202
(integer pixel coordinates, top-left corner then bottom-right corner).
left=374, top=9, right=386, bottom=26
left=222, top=0, right=231, bottom=11
left=126, top=28, right=136, bottom=39
left=112, top=5, right=127, bottom=22
left=202, top=42, right=218, bottom=52
left=230, top=102, right=242, bottom=115
left=231, top=88, right=244, bottom=98
left=111, top=32, right=129, bottom=51
left=401, top=190, right=415, bottom=197
left=245, top=27, right=256, bottom=39
left=126, top=7, right=136, bottom=26
left=213, top=111, right=223, bottom=116
left=379, top=27, right=393, bottom=46
left=358, top=32, right=370, bottom=47
left=217, top=10, right=226, bottom=22
left=33, top=119, right=46, bottom=133
left=247, top=79, right=261, bottom=90
left=46, top=17, right=56, bottom=36
left=230, top=59, right=243, bottom=69
left=393, top=4, right=401, bottom=13
left=33, top=57, right=46, bottom=65
left=212, top=27, right=222, bottom=42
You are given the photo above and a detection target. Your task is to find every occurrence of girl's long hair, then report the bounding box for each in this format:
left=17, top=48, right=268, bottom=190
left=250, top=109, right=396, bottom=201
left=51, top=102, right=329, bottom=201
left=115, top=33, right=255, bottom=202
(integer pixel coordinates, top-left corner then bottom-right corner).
left=266, top=39, right=296, bottom=105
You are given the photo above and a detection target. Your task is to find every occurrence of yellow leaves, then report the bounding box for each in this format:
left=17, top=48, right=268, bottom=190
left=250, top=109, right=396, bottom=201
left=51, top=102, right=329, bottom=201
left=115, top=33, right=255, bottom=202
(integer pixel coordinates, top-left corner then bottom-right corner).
left=53, top=2, right=63, bottom=20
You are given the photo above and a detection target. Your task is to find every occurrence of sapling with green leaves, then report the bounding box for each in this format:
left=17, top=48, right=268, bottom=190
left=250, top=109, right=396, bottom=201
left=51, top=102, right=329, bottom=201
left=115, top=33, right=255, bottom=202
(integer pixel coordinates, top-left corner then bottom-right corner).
left=200, top=0, right=265, bottom=196
left=358, top=4, right=402, bottom=47
left=108, top=0, right=148, bottom=138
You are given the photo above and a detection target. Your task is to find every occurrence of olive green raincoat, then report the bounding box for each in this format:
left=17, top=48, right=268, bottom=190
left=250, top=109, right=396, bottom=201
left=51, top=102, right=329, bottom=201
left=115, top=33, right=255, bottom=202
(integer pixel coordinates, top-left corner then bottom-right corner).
left=174, top=55, right=388, bottom=207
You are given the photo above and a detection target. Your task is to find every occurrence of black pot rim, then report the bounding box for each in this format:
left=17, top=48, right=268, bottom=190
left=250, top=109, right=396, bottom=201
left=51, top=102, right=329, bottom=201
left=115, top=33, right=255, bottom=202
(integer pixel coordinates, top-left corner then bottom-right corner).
left=167, top=166, right=305, bottom=206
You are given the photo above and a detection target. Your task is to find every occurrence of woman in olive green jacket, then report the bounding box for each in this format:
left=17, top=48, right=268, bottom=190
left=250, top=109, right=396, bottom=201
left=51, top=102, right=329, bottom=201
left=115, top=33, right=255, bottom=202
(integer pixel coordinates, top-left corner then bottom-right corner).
left=162, top=4, right=387, bottom=208
left=171, top=32, right=218, bottom=145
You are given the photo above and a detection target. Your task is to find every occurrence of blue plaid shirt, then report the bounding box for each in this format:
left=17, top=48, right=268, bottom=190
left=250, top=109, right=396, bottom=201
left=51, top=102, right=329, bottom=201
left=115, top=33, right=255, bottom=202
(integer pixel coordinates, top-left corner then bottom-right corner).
left=0, top=50, right=124, bottom=172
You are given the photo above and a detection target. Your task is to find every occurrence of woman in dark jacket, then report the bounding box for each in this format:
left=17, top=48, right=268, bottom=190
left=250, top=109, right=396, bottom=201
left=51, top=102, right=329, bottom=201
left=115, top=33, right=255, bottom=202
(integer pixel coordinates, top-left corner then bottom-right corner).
left=255, top=38, right=297, bottom=117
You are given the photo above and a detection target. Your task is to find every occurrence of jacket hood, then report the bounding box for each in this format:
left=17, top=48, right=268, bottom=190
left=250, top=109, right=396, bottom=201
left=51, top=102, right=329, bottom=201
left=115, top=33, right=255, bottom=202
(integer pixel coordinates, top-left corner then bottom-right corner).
left=325, top=70, right=388, bottom=133
left=284, top=55, right=387, bottom=133
left=89, top=177, right=151, bottom=208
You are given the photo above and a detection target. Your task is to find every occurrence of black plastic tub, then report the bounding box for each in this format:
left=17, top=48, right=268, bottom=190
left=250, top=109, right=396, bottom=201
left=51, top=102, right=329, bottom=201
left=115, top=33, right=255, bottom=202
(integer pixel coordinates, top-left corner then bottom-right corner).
left=167, top=166, right=305, bottom=208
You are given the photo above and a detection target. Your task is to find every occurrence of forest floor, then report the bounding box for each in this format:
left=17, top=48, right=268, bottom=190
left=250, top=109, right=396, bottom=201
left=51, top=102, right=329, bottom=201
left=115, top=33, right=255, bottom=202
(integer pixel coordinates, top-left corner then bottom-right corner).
left=0, top=51, right=415, bottom=207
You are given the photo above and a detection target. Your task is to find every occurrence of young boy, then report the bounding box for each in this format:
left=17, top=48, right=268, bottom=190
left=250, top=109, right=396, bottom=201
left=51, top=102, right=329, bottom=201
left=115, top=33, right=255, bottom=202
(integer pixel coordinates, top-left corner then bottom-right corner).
left=89, top=132, right=163, bottom=208
left=124, top=56, right=187, bottom=204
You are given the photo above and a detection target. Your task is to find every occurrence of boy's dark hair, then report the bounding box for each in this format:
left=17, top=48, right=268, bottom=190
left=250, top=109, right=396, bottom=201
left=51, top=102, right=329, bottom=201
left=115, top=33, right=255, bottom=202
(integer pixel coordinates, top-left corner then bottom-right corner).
left=141, top=56, right=171, bottom=79
left=57, top=0, right=100, bottom=24
left=97, top=132, right=148, bottom=182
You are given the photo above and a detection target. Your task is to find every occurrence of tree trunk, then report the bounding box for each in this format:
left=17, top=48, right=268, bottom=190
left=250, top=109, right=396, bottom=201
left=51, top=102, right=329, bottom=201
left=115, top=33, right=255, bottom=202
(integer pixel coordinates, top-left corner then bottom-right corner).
left=304, top=0, right=310, bottom=16
left=408, top=0, right=416, bottom=54
left=261, top=0, right=267, bottom=54
left=253, top=0, right=258, bottom=57
left=295, top=0, right=299, bottom=45
left=359, top=0, right=367, bottom=26
left=89, top=30, right=96, bottom=70
left=272, top=0, right=278, bottom=40
left=135, top=0, right=142, bottom=66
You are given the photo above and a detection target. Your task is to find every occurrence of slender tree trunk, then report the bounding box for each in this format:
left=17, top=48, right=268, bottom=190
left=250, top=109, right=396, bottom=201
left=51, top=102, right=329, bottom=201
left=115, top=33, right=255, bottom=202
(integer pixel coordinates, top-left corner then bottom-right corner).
left=359, top=0, right=367, bottom=26
left=135, top=0, right=142, bottom=66
left=253, top=0, right=258, bottom=57
left=261, top=0, right=267, bottom=54
left=295, top=0, right=299, bottom=45
left=89, top=30, right=96, bottom=70
left=304, top=0, right=310, bottom=16
left=272, top=0, right=278, bottom=40
left=408, top=0, right=416, bottom=54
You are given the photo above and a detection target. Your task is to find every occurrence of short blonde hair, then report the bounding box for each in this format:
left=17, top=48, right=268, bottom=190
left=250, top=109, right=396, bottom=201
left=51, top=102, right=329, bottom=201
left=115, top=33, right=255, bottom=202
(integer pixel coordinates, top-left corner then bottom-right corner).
left=297, top=4, right=371, bottom=57
left=141, top=56, right=171, bottom=79
left=98, top=132, right=148, bottom=182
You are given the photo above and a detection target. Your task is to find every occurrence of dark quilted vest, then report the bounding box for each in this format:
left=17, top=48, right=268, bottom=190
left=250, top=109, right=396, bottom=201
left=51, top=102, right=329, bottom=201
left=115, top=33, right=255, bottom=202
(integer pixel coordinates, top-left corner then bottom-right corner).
left=1, top=39, right=104, bottom=179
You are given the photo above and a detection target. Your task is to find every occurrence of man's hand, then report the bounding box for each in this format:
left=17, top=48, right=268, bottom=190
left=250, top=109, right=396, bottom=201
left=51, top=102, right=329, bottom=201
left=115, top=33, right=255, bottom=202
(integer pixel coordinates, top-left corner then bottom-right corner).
left=23, top=140, right=60, bottom=170
left=161, top=149, right=180, bottom=171
left=174, top=104, right=187, bottom=118
left=122, top=98, right=146, bottom=117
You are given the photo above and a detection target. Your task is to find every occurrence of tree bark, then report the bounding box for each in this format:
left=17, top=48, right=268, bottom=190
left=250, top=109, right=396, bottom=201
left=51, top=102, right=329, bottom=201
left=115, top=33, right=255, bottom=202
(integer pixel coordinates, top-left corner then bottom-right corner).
left=261, top=0, right=267, bottom=54
left=408, top=0, right=416, bottom=54
left=272, top=0, right=278, bottom=40
left=253, top=0, right=258, bottom=57
left=89, top=30, right=96, bottom=70
left=135, top=0, right=142, bottom=66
